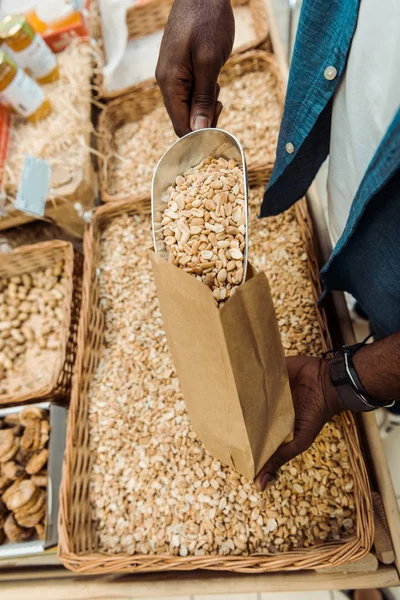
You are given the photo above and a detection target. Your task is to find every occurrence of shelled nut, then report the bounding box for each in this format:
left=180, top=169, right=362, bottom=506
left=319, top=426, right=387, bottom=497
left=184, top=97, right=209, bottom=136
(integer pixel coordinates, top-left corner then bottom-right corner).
left=109, top=105, right=176, bottom=199
left=219, top=71, right=282, bottom=165
left=0, top=261, right=67, bottom=396
left=160, top=156, right=246, bottom=303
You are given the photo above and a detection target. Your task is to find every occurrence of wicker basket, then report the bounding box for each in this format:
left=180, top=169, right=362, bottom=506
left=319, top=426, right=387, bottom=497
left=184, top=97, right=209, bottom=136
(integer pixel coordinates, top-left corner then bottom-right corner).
left=0, top=240, right=82, bottom=406
left=91, top=0, right=269, bottom=100
left=58, top=197, right=373, bottom=574
left=98, top=51, right=283, bottom=203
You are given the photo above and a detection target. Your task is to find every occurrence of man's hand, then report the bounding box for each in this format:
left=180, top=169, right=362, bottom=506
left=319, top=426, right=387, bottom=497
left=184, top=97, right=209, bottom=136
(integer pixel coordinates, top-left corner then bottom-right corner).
left=156, top=0, right=235, bottom=137
left=255, top=356, right=345, bottom=491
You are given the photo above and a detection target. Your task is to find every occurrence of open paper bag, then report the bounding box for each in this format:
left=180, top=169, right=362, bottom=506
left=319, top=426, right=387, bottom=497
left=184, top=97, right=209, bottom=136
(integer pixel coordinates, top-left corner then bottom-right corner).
left=150, top=251, right=294, bottom=480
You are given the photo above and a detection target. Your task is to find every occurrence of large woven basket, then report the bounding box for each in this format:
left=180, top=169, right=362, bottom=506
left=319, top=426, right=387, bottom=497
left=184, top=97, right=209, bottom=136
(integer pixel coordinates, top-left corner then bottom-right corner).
left=98, top=51, right=283, bottom=203
left=0, top=240, right=82, bottom=406
left=91, top=0, right=269, bottom=100
left=58, top=197, right=373, bottom=574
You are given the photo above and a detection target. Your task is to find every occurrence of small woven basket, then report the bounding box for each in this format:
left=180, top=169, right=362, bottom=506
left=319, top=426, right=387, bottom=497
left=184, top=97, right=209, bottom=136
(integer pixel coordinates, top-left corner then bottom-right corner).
left=91, top=0, right=269, bottom=100
left=58, top=197, right=373, bottom=574
left=0, top=240, right=82, bottom=406
left=98, top=50, right=283, bottom=203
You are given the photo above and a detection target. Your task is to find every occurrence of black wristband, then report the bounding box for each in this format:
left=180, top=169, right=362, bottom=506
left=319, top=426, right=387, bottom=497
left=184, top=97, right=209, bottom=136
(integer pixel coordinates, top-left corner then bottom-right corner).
left=330, top=353, right=375, bottom=412
left=330, top=344, right=395, bottom=412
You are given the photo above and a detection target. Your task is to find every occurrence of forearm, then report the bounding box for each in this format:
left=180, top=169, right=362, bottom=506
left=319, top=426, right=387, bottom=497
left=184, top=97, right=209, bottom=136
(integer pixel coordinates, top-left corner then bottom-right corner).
left=353, top=331, right=400, bottom=402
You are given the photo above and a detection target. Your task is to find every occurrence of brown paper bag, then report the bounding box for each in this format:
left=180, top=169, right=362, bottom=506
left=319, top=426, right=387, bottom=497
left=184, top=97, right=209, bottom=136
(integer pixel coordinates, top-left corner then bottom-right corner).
left=150, top=250, right=294, bottom=480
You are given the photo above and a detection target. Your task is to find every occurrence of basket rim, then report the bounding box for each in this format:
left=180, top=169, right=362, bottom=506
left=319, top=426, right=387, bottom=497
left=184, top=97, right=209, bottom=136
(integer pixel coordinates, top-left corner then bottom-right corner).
left=98, top=50, right=283, bottom=204
left=58, top=197, right=374, bottom=575
left=0, top=239, right=75, bottom=406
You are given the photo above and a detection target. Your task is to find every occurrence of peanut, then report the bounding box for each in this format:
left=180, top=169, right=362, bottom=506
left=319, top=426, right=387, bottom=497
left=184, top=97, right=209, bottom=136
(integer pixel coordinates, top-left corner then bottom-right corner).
left=0, top=260, right=68, bottom=396
left=219, top=70, right=282, bottom=167
left=161, top=156, right=246, bottom=304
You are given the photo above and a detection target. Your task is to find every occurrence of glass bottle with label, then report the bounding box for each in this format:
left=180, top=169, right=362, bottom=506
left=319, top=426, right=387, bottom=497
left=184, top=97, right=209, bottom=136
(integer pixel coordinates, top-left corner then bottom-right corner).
left=0, top=51, right=52, bottom=122
left=0, top=15, right=59, bottom=84
left=28, top=0, right=86, bottom=35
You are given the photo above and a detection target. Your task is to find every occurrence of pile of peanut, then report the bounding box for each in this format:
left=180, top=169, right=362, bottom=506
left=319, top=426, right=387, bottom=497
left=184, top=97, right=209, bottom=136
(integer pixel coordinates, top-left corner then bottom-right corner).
left=88, top=193, right=356, bottom=557
left=160, top=156, right=246, bottom=302
left=219, top=70, right=282, bottom=165
left=0, top=406, right=49, bottom=544
left=109, top=105, right=176, bottom=199
left=0, top=262, right=66, bottom=396
left=248, top=187, right=322, bottom=356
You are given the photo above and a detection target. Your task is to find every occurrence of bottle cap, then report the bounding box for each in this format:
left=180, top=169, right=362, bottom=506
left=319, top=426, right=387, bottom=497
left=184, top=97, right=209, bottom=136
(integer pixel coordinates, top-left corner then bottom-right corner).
left=0, top=14, right=35, bottom=40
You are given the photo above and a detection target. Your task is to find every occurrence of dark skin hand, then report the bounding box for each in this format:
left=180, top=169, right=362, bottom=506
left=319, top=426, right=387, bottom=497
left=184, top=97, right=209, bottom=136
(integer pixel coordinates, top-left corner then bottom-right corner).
left=156, top=0, right=235, bottom=137
left=255, top=331, right=400, bottom=491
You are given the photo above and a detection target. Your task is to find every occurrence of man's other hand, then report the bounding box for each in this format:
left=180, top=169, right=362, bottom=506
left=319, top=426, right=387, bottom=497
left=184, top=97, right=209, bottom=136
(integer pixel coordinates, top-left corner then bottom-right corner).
left=255, top=356, right=345, bottom=491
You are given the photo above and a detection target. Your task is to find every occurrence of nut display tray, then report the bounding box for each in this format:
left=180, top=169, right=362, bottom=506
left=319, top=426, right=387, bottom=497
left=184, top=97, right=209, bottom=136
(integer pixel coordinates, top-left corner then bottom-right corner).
left=0, top=402, right=67, bottom=559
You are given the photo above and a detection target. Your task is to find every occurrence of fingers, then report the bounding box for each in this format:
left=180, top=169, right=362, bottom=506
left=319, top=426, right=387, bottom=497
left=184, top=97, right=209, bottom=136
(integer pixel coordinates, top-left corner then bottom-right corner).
left=190, top=56, right=221, bottom=131
left=254, top=438, right=305, bottom=492
left=156, top=71, right=192, bottom=137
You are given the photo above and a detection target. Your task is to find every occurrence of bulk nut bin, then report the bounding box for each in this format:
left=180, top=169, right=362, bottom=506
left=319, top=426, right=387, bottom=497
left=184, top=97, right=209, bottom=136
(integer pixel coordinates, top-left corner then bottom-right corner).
left=0, top=240, right=82, bottom=405
left=0, top=40, right=96, bottom=236
left=97, top=50, right=283, bottom=205
left=0, top=401, right=67, bottom=559
left=58, top=191, right=373, bottom=574
left=90, top=0, right=270, bottom=100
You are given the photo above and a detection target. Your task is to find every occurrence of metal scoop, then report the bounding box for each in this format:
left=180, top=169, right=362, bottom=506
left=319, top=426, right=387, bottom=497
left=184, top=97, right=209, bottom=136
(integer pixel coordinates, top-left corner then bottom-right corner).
left=152, top=128, right=249, bottom=283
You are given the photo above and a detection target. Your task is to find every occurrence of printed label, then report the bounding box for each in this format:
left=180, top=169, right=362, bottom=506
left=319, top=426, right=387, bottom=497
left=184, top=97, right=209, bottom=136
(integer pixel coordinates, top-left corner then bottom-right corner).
left=6, top=35, right=57, bottom=80
left=2, top=70, right=45, bottom=118
left=15, top=154, right=51, bottom=217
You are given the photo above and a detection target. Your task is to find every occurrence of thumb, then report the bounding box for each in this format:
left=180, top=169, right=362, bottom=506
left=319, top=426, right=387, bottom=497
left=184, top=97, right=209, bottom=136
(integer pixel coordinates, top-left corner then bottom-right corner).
left=254, top=439, right=300, bottom=492
left=190, top=70, right=219, bottom=131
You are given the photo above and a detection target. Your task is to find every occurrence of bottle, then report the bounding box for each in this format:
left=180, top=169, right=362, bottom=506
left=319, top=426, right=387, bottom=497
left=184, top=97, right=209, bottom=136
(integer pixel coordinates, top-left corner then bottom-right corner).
left=29, top=0, right=86, bottom=35
left=0, top=51, right=52, bottom=122
left=0, top=14, right=59, bottom=84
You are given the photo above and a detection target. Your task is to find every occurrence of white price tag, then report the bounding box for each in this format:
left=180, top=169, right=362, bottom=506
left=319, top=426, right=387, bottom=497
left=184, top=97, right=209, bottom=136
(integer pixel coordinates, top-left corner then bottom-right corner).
left=15, top=154, right=51, bottom=217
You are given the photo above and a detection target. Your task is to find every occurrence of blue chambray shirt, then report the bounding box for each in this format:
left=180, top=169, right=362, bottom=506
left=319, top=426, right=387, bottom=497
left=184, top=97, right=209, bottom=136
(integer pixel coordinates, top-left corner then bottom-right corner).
left=260, top=0, right=400, bottom=339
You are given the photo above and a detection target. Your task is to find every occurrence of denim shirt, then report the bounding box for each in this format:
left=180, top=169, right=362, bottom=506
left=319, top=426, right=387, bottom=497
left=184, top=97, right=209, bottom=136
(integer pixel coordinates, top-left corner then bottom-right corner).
left=260, top=0, right=400, bottom=338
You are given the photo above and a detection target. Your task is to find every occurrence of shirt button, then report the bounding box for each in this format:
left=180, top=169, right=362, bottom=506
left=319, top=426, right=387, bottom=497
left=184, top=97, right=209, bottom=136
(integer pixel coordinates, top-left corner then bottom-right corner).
left=285, top=142, right=295, bottom=154
left=324, top=66, right=337, bottom=80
